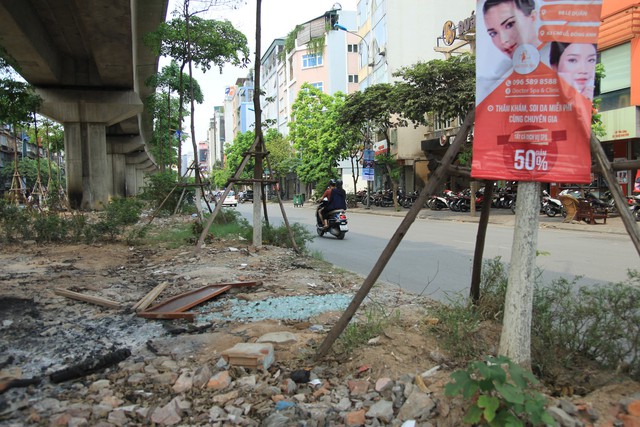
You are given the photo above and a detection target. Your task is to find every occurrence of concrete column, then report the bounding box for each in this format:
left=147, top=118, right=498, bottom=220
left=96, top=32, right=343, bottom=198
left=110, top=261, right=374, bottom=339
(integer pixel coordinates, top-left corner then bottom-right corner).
left=63, top=122, right=110, bottom=210
left=111, top=153, right=126, bottom=198
left=64, top=123, right=83, bottom=208
left=135, top=168, right=146, bottom=194
left=126, top=164, right=142, bottom=196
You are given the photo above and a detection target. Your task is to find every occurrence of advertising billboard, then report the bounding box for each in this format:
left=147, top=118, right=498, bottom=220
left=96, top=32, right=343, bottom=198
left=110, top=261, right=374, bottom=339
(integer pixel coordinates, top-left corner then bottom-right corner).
left=472, top=0, right=603, bottom=183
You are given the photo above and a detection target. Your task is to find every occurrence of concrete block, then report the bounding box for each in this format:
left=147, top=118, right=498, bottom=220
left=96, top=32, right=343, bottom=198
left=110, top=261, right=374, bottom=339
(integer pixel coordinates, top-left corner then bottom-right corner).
left=221, top=343, right=274, bottom=370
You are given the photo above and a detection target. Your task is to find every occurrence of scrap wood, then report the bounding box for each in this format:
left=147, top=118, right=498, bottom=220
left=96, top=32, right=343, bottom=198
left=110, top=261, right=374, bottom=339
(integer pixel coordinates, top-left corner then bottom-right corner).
left=132, top=282, right=169, bottom=312
left=0, top=377, right=41, bottom=394
left=136, top=311, right=196, bottom=321
left=54, top=288, right=121, bottom=309
left=139, top=281, right=261, bottom=319
left=50, top=348, right=131, bottom=384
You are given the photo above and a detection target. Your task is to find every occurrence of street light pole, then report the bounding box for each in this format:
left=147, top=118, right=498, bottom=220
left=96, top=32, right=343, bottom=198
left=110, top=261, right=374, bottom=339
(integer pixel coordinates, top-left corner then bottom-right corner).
left=334, top=23, right=373, bottom=209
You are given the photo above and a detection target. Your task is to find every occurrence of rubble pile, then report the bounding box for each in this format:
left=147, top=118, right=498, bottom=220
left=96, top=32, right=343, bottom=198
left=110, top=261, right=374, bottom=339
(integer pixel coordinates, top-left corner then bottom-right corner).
left=1, top=235, right=639, bottom=426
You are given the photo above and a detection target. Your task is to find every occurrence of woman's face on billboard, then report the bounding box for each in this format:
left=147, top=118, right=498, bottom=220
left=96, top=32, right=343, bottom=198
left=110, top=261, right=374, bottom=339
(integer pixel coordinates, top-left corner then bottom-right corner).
left=484, top=1, right=537, bottom=59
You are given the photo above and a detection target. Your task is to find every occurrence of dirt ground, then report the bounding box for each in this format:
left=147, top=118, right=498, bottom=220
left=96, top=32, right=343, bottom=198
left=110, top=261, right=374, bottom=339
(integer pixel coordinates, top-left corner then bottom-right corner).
left=1, top=216, right=639, bottom=425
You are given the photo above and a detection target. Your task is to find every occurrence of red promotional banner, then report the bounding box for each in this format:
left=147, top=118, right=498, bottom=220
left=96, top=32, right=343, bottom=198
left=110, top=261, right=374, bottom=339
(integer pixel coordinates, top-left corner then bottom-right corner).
left=472, top=0, right=603, bottom=183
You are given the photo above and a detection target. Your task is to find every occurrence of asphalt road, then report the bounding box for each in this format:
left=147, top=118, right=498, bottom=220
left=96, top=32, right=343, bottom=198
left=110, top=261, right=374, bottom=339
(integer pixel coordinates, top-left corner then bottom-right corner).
left=230, top=201, right=639, bottom=301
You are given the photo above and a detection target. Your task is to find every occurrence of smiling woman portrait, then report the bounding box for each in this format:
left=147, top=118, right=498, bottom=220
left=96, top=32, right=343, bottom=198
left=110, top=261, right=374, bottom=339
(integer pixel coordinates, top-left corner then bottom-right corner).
left=483, top=0, right=539, bottom=59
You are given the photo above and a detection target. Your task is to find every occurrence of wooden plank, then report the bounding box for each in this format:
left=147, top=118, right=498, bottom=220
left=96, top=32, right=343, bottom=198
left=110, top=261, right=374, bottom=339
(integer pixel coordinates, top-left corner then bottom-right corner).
left=143, top=281, right=261, bottom=314
left=132, top=282, right=169, bottom=312
left=54, top=288, right=121, bottom=309
left=137, top=311, right=196, bottom=321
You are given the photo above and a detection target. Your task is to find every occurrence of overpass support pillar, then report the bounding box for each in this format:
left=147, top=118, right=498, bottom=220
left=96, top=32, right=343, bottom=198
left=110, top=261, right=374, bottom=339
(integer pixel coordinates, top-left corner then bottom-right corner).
left=64, top=122, right=111, bottom=210
left=125, top=164, right=146, bottom=196
left=110, top=153, right=127, bottom=198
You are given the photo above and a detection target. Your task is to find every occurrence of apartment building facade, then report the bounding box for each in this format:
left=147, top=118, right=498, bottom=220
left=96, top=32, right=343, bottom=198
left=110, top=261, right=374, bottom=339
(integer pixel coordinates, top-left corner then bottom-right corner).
left=350, top=0, right=475, bottom=192
left=595, top=0, right=640, bottom=196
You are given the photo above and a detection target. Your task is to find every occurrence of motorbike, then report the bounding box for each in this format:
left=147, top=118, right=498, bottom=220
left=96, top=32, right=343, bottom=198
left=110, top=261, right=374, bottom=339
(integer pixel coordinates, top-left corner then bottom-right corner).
left=316, top=209, right=349, bottom=240
left=541, top=190, right=563, bottom=217
left=628, top=194, right=640, bottom=221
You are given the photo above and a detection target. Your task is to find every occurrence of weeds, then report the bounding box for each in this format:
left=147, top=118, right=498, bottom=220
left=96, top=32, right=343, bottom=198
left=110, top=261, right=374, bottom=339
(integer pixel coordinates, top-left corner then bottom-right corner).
left=429, top=297, right=485, bottom=361
left=338, top=303, right=399, bottom=353
left=432, top=257, right=640, bottom=382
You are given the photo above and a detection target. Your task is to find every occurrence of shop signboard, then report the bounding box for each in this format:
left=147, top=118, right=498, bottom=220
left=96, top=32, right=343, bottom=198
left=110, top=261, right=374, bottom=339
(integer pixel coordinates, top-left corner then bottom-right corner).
left=472, top=0, right=603, bottom=183
left=363, top=149, right=375, bottom=182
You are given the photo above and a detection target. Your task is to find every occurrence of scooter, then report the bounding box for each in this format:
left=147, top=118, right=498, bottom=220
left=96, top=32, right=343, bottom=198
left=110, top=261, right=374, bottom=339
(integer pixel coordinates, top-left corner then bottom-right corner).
left=316, top=209, right=349, bottom=240
left=542, top=190, right=563, bottom=217
left=628, top=194, right=640, bottom=221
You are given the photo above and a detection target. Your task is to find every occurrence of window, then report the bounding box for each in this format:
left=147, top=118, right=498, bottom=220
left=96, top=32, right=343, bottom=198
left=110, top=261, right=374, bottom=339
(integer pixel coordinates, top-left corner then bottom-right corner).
left=302, top=53, right=323, bottom=68
left=599, top=43, right=630, bottom=94
left=348, top=75, right=359, bottom=83
left=347, top=44, right=358, bottom=53
left=434, top=113, right=454, bottom=131
left=310, top=82, right=324, bottom=92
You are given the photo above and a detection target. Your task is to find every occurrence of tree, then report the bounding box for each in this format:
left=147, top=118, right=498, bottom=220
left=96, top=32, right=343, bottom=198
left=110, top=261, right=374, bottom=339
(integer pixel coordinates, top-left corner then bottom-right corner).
left=393, top=53, right=475, bottom=127
left=264, top=128, right=294, bottom=184
left=339, top=83, right=404, bottom=208
left=0, top=68, right=42, bottom=203
left=146, top=60, right=203, bottom=172
left=145, top=2, right=249, bottom=217
left=288, top=84, right=343, bottom=196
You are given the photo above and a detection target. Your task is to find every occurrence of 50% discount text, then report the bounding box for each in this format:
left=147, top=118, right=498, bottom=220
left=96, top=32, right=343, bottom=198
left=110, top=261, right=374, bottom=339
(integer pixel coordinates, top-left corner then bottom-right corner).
left=513, top=149, right=549, bottom=171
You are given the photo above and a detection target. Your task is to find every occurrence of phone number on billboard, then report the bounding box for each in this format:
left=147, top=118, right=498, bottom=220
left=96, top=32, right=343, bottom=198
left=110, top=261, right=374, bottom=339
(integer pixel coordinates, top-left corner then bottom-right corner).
left=509, top=78, right=557, bottom=86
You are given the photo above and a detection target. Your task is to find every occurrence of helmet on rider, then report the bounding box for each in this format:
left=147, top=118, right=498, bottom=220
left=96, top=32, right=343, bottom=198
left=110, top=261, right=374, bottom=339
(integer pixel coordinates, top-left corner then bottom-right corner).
left=329, top=179, right=336, bottom=186
left=336, top=179, right=343, bottom=187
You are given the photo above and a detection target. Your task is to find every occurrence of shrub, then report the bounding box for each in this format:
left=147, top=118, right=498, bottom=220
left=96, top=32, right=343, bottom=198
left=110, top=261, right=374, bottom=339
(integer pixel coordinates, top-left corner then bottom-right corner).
left=532, top=274, right=640, bottom=379
left=445, top=355, right=556, bottom=426
left=0, top=200, right=33, bottom=242
left=261, top=222, right=314, bottom=251
left=33, top=212, right=68, bottom=243
left=140, top=171, right=194, bottom=214
left=469, top=257, right=640, bottom=381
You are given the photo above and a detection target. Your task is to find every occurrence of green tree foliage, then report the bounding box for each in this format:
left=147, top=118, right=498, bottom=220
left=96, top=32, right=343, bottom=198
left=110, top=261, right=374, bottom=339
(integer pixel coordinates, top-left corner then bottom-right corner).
left=145, top=7, right=249, bottom=189
left=393, top=53, right=475, bottom=127
left=264, top=128, right=294, bottom=181
left=145, top=60, right=203, bottom=173
left=224, top=130, right=256, bottom=182
left=338, top=83, right=404, bottom=146
left=0, top=158, right=62, bottom=190
left=289, top=83, right=343, bottom=189
left=145, top=14, right=249, bottom=74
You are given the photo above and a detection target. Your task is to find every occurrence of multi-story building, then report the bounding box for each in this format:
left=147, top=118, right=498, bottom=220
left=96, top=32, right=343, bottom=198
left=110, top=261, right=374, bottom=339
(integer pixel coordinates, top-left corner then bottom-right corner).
left=207, top=106, right=225, bottom=168
left=351, top=0, right=475, bottom=192
left=259, top=8, right=358, bottom=138
left=197, top=141, right=208, bottom=173
left=222, top=76, right=255, bottom=145
left=594, top=0, right=640, bottom=197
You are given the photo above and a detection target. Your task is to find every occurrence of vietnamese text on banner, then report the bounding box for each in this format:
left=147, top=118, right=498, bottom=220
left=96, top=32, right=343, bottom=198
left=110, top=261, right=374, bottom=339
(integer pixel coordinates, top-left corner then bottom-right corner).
left=472, top=0, right=603, bottom=183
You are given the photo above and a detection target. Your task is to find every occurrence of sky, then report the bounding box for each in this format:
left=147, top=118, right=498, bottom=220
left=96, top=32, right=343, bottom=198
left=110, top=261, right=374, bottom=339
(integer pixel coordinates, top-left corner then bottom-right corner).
left=164, top=0, right=358, bottom=149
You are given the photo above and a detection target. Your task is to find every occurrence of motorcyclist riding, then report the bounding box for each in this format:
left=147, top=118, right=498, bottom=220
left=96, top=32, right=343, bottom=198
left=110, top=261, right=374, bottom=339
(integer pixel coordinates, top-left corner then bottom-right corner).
left=322, top=179, right=347, bottom=229
left=317, top=179, right=336, bottom=229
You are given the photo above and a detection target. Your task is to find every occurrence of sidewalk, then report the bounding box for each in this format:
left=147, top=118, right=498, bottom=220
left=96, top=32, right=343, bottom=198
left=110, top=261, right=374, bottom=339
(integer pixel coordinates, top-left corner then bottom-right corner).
left=341, top=203, right=632, bottom=235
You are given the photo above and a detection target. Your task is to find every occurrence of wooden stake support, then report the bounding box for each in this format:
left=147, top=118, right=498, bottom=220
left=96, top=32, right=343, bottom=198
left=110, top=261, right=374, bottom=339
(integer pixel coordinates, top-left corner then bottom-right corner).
left=315, top=109, right=640, bottom=360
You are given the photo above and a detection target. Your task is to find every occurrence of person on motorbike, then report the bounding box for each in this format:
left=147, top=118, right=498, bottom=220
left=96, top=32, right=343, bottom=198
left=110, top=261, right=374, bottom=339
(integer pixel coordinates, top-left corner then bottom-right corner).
left=322, top=179, right=347, bottom=229
left=317, top=179, right=336, bottom=228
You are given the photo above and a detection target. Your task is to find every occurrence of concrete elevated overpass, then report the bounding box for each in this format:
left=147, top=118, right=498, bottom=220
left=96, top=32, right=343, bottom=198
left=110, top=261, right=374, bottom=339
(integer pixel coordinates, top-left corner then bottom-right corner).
left=0, top=0, right=168, bottom=209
